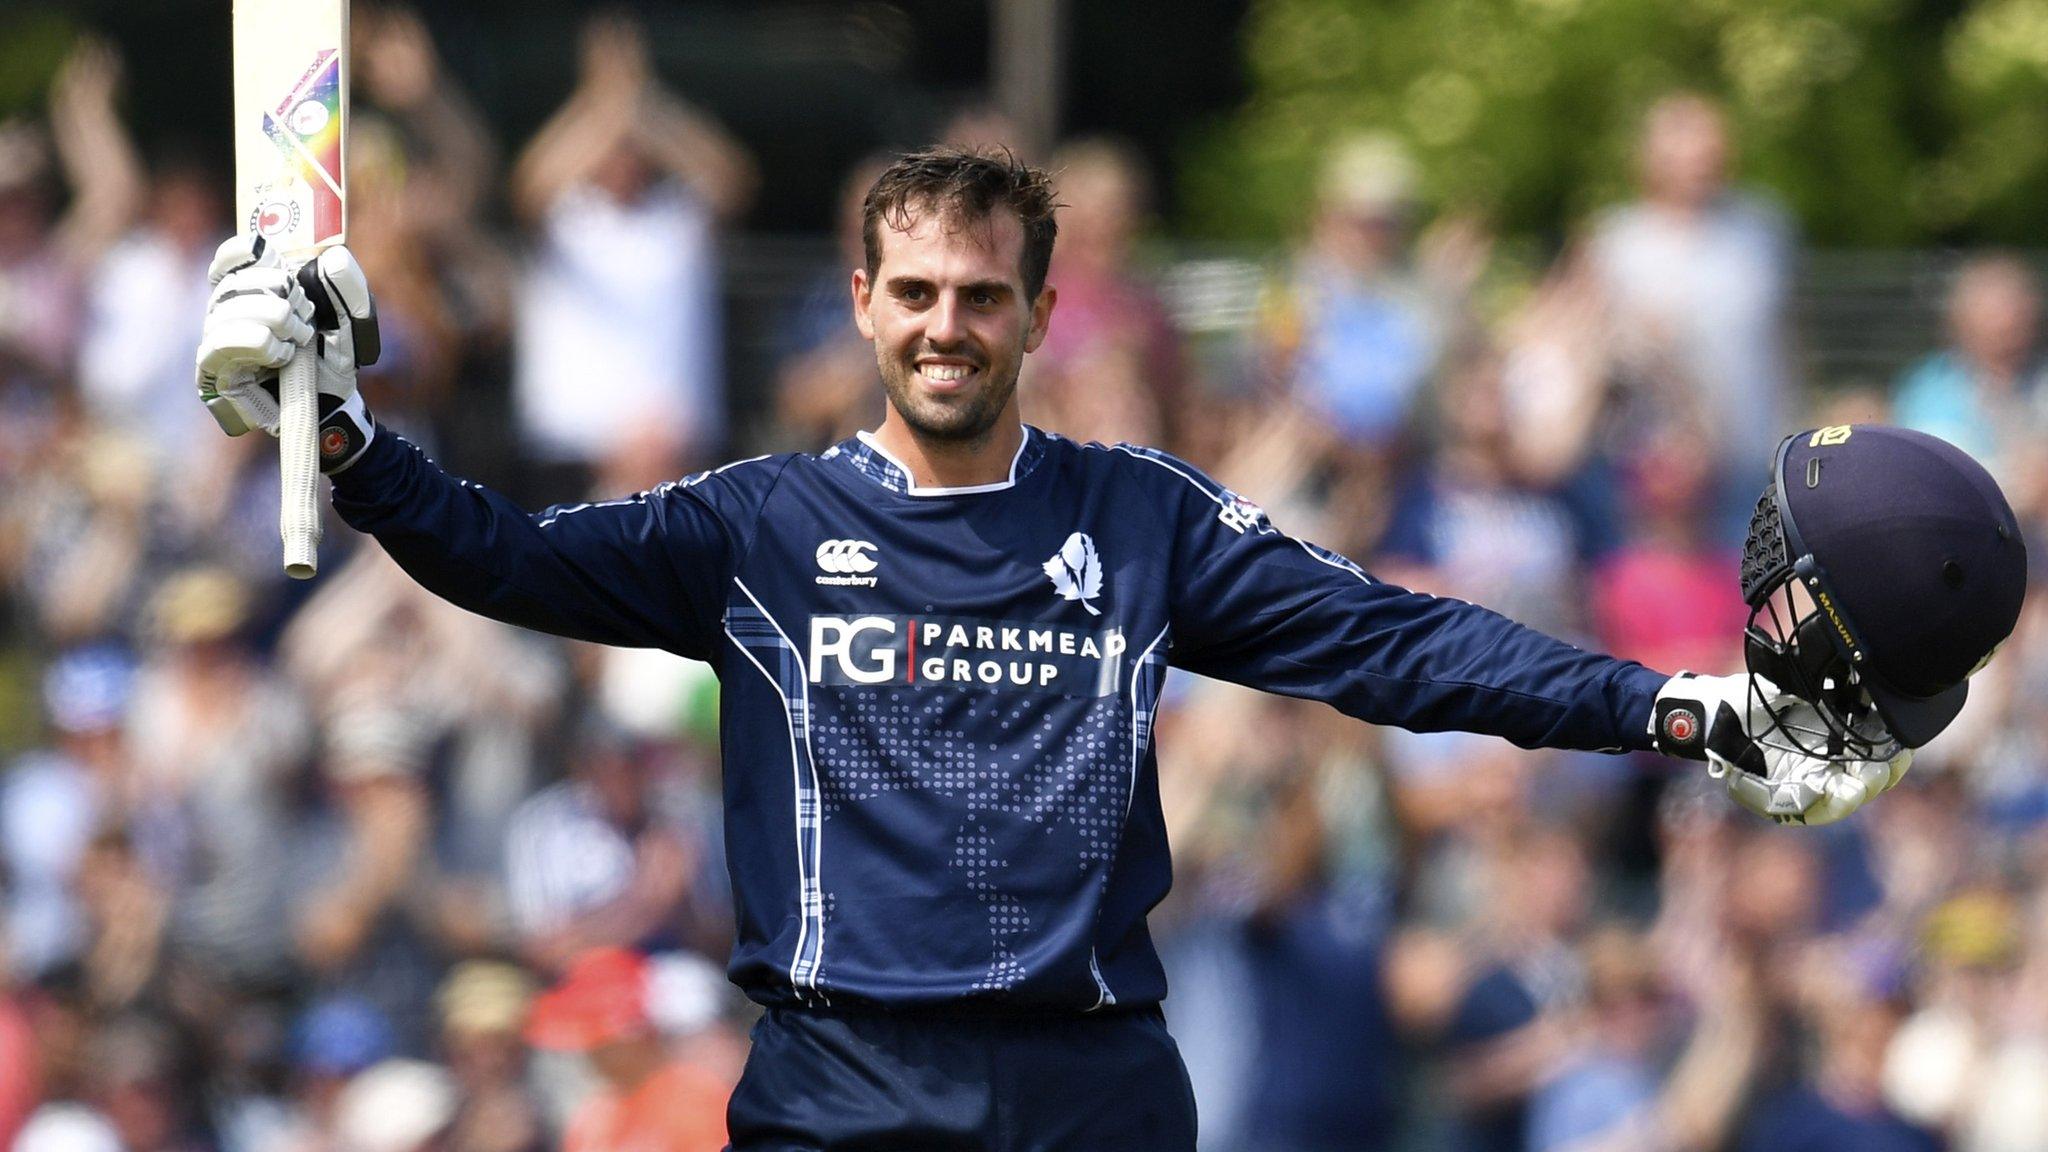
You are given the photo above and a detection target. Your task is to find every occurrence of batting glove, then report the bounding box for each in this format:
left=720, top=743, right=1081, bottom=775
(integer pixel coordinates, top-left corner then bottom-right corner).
left=1650, top=672, right=1912, bottom=826
left=195, top=234, right=381, bottom=473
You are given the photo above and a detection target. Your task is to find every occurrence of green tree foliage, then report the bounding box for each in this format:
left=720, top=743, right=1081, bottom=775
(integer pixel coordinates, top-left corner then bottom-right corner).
left=1181, top=0, right=2048, bottom=246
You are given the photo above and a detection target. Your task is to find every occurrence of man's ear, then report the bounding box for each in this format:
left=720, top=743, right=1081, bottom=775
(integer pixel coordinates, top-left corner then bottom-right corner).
left=851, top=268, right=876, bottom=340
left=1023, top=284, right=1057, bottom=353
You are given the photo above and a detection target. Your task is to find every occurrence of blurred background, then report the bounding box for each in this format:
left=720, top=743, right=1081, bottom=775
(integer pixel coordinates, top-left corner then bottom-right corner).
left=2, top=1, right=2048, bottom=1150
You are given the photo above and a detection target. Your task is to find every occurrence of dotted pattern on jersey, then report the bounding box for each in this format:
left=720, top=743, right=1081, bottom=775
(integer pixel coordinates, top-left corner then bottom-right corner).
left=809, top=687, right=1132, bottom=994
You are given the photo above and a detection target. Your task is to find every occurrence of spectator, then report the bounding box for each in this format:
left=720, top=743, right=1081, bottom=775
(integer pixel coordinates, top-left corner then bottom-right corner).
left=73, top=148, right=222, bottom=465
left=1260, top=133, right=1440, bottom=457
left=0, top=936, right=37, bottom=1149
left=1527, top=928, right=1763, bottom=1152
left=73, top=824, right=170, bottom=1010
left=0, top=37, right=141, bottom=381
left=1883, top=890, right=2031, bottom=1143
left=1893, top=255, right=2048, bottom=530
left=1162, top=743, right=1409, bottom=1152
left=772, top=154, right=892, bottom=451
left=1022, top=137, right=1180, bottom=447
left=79, top=1015, right=211, bottom=1152
left=280, top=547, right=567, bottom=882
left=503, top=719, right=726, bottom=973
left=1591, top=421, right=1749, bottom=676
left=276, top=996, right=401, bottom=1152
left=509, top=14, right=756, bottom=498
left=1376, top=345, right=1599, bottom=640
left=1589, top=94, right=1796, bottom=531
left=130, top=568, right=307, bottom=985
left=342, top=5, right=504, bottom=445
left=286, top=706, right=455, bottom=1054
left=433, top=962, right=544, bottom=1152
left=1739, top=976, right=1938, bottom=1152
left=523, top=948, right=730, bottom=1152
left=351, top=3, right=506, bottom=327
left=1, top=645, right=137, bottom=979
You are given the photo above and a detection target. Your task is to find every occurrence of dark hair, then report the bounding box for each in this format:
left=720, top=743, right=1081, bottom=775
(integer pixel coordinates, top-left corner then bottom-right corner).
left=861, top=146, right=1060, bottom=300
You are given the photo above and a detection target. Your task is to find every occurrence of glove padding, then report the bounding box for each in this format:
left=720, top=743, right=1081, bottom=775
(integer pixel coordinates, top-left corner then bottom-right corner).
left=194, top=234, right=380, bottom=473
left=1651, top=672, right=1912, bottom=826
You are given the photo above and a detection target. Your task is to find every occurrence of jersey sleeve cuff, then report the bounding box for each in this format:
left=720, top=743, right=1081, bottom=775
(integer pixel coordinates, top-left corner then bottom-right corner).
left=1614, top=662, right=1675, bottom=752
left=327, top=430, right=414, bottom=524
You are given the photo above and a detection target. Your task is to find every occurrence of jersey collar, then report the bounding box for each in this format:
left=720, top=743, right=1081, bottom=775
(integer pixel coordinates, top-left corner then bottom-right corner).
left=826, top=426, right=1045, bottom=496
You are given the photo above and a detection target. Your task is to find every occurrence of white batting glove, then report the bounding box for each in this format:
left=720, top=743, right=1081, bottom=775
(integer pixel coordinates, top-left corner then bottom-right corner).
left=194, top=234, right=380, bottom=472
left=1650, top=672, right=1912, bottom=826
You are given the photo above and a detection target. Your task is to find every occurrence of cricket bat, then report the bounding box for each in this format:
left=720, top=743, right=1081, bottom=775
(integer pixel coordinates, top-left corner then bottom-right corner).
left=233, top=0, right=348, bottom=579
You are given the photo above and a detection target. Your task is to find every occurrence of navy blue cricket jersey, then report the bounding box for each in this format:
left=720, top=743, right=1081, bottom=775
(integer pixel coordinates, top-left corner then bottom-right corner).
left=332, top=425, right=1666, bottom=1013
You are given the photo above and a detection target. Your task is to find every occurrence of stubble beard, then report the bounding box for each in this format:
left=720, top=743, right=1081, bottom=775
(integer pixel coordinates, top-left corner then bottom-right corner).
left=879, top=351, right=1019, bottom=447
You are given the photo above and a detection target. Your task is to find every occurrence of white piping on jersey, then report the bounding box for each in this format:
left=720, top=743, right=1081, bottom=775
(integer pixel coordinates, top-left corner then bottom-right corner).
left=729, top=578, right=831, bottom=1004
left=1087, top=951, right=1115, bottom=1012
left=854, top=429, right=1031, bottom=495
left=1107, top=443, right=1373, bottom=584
left=1126, top=624, right=1171, bottom=821
left=1086, top=621, right=1172, bottom=1014
left=1296, top=541, right=1371, bottom=581
left=535, top=454, right=773, bottom=527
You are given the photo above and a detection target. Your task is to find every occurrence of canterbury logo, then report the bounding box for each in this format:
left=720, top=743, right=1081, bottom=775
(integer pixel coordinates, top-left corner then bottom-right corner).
left=816, top=540, right=879, bottom=573
left=815, top=540, right=880, bottom=587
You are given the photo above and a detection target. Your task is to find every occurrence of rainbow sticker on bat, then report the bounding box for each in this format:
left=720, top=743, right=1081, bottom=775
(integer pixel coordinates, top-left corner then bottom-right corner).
left=248, top=49, right=344, bottom=250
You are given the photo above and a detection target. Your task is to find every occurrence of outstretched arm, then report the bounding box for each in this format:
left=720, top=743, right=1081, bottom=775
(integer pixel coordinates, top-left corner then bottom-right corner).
left=1150, top=446, right=1905, bottom=824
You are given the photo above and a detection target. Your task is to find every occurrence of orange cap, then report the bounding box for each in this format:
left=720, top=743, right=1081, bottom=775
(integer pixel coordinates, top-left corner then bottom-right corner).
left=524, top=948, right=654, bottom=1051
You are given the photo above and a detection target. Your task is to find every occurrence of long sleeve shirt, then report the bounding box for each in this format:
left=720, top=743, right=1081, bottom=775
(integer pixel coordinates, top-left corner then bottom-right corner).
left=333, top=425, right=1666, bottom=1013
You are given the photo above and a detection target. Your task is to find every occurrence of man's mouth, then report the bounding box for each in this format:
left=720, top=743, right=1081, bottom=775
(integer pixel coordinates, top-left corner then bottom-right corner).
left=915, top=360, right=981, bottom=390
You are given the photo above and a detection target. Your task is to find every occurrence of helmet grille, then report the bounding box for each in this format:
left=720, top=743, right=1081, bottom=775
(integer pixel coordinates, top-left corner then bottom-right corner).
left=1740, top=486, right=1790, bottom=606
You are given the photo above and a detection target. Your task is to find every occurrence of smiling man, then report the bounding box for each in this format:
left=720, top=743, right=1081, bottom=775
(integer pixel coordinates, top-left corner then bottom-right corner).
left=190, top=148, right=1947, bottom=1151
left=854, top=151, right=1056, bottom=476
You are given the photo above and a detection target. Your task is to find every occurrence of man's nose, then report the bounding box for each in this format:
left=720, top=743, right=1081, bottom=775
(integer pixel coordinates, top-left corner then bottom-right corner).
left=925, top=293, right=965, bottom=345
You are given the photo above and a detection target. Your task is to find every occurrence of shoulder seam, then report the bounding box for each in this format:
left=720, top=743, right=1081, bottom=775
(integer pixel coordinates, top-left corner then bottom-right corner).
left=666, top=452, right=803, bottom=594
left=1107, top=443, right=1231, bottom=510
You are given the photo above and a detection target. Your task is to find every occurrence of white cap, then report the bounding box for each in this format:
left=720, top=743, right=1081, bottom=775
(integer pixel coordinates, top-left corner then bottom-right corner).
left=648, top=949, right=727, bottom=1037
left=14, top=1105, right=123, bottom=1152
left=334, top=1059, right=459, bottom=1152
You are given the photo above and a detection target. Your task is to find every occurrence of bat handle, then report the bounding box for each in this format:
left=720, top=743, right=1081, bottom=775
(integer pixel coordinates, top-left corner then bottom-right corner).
left=279, top=345, right=322, bottom=579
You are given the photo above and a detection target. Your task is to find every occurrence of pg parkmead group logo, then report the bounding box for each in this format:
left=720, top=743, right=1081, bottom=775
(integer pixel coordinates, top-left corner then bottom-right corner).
left=815, top=539, right=879, bottom=588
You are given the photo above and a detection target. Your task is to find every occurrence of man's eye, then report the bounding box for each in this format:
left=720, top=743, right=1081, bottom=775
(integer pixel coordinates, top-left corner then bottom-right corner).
left=900, top=286, right=928, bottom=302
left=971, top=292, right=997, bottom=307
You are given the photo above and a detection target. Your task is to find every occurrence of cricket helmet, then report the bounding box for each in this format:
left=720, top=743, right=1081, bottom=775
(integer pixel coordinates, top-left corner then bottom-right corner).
left=1741, top=425, right=2027, bottom=753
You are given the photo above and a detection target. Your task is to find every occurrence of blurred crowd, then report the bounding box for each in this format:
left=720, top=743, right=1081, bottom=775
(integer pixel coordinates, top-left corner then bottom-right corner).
left=2, top=8, right=2047, bottom=1152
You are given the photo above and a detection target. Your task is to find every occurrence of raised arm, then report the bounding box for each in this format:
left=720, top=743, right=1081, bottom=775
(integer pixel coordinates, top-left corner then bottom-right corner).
left=356, top=5, right=501, bottom=232
left=633, top=86, right=758, bottom=222
left=46, top=36, right=142, bottom=268
left=193, top=235, right=764, bottom=658
left=508, top=15, right=643, bottom=224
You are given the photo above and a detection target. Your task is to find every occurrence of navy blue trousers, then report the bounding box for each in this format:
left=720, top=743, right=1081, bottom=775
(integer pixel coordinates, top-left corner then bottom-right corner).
left=725, top=1005, right=1199, bottom=1151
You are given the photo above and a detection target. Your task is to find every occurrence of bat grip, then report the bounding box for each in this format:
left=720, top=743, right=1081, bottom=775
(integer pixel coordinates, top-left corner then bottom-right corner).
left=279, top=346, right=322, bottom=579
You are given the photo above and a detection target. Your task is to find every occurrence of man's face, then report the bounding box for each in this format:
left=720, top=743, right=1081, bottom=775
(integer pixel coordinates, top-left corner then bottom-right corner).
left=853, top=204, right=1055, bottom=443
left=1642, top=101, right=1729, bottom=207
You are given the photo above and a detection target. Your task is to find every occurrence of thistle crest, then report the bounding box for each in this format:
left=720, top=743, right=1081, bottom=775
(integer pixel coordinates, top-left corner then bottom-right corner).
left=1043, top=532, right=1103, bottom=616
